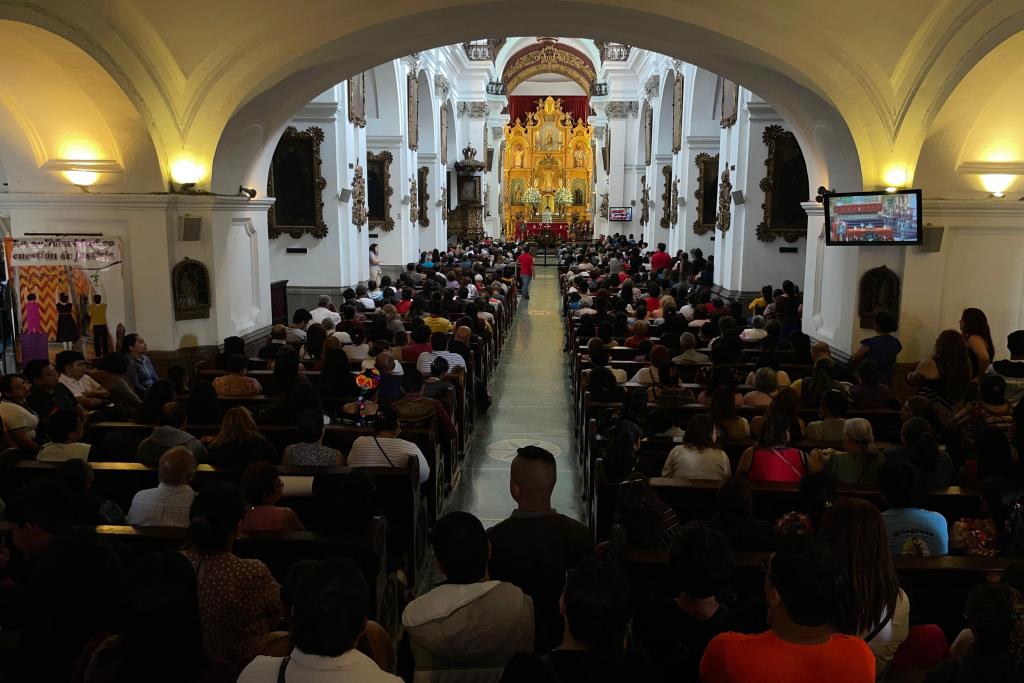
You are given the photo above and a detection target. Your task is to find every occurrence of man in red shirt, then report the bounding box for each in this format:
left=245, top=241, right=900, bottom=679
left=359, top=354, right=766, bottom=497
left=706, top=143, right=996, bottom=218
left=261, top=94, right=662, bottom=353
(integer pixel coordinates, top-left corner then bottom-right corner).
left=700, top=540, right=875, bottom=683
left=650, top=242, right=671, bottom=273
left=517, top=245, right=535, bottom=300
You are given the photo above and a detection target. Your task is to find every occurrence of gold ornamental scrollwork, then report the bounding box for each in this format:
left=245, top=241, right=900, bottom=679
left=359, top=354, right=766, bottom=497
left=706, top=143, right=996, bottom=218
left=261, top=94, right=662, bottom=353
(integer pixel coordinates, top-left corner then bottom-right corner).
left=671, top=178, right=680, bottom=226
left=716, top=167, right=732, bottom=233
left=639, top=175, right=650, bottom=226
left=351, top=162, right=367, bottom=232
left=417, top=166, right=430, bottom=227
left=756, top=124, right=809, bottom=243
left=660, top=165, right=672, bottom=229
left=367, top=150, right=394, bottom=233
left=409, top=177, right=418, bottom=225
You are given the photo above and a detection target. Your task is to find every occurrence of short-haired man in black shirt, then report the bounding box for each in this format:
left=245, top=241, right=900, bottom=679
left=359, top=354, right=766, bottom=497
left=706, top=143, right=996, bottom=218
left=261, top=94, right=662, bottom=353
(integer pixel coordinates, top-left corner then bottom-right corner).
left=487, top=446, right=594, bottom=651
left=24, top=358, right=84, bottom=421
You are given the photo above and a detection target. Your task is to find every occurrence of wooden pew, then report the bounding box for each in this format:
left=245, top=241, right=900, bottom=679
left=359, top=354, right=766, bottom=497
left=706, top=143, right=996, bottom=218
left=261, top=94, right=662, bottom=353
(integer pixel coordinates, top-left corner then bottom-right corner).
left=0, top=458, right=429, bottom=583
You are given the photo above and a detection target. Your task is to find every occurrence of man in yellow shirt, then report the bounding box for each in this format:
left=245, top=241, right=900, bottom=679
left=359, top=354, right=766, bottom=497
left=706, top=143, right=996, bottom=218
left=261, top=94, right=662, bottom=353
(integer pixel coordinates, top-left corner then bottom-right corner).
left=747, top=285, right=773, bottom=317
left=424, top=303, right=453, bottom=333
left=88, top=294, right=110, bottom=357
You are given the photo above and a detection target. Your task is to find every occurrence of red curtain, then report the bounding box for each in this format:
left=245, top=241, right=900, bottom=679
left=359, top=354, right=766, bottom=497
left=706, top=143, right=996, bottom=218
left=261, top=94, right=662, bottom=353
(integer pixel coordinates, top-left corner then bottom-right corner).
left=508, top=96, right=590, bottom=125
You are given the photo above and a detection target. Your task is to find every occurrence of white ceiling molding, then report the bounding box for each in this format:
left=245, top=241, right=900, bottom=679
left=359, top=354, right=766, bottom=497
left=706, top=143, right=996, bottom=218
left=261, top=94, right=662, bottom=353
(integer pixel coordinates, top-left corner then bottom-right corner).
left=956, top=161, right=1024, bottom=175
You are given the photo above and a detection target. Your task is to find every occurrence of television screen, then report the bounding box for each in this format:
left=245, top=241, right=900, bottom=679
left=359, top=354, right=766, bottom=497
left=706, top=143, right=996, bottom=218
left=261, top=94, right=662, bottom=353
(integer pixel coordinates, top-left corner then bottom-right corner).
left=609, top=206, right=632, bottom=222
left=825, top=190, right=921, bottom=245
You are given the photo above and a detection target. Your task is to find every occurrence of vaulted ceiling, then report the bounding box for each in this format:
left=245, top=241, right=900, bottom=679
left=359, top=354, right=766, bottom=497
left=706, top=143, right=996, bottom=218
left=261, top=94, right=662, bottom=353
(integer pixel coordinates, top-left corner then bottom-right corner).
left=0, top=0, right=1021, bottom=195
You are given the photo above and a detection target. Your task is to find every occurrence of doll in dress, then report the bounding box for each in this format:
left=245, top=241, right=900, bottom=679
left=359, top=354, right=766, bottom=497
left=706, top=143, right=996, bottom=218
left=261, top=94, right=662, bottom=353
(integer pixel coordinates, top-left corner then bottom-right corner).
left=56, top=292, right=79, bottom=350
left=23, top=293, right=42, bottom=334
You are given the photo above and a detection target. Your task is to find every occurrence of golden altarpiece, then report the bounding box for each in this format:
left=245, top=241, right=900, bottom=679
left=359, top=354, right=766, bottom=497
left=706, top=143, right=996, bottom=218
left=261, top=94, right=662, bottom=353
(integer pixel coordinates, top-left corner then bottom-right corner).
left=502, top=96, right=592, bottom=238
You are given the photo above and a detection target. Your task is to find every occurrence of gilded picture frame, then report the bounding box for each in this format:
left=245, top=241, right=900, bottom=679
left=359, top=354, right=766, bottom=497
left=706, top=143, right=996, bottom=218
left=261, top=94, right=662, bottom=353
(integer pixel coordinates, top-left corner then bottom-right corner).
left=660, top=165, right=673, bottom=229
left=693, top=152, right=719, bottom=235
left=267, top=126, right=328, bottom=239
left=757, top=124, right=809, bottom=243
left=367, top=150, right=395, bottom=233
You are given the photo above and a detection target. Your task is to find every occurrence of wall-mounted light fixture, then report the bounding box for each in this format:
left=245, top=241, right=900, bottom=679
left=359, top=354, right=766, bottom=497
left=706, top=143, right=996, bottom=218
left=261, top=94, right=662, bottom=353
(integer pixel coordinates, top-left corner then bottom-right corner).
left=239, top=186, right=257, bottom=199
left=43, top=157, right=122, bottom=191
left=957, top=161, right=1023, bottom=199
left=170, top=154, right=205, bottom=193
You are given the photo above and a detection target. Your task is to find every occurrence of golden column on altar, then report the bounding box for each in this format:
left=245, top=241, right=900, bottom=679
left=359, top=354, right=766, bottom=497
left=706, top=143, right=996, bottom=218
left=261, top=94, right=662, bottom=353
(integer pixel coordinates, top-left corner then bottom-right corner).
left=502, top=96, right=593, bottom=239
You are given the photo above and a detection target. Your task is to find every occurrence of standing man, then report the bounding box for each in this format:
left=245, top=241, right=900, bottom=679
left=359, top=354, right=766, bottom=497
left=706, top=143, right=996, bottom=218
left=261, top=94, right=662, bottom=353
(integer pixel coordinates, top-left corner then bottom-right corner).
left=517, top=245, right=535, bottom=300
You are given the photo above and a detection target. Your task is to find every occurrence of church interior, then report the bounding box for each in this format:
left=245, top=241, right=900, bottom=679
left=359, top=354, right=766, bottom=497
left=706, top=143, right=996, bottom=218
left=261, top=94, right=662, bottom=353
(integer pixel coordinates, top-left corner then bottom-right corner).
left=2, top=2, right=1024, bottom=681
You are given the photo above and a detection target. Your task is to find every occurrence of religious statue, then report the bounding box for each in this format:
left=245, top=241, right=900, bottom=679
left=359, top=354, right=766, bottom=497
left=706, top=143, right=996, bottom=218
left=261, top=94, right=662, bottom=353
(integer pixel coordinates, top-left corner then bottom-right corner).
left=639, top=176, right=651, bottom=226
left=513, top=146, right=523, bottom=168
left=573, top=144, right=586, bottom=168
left=542, top=168, right=555, bottom=191
left=574, top=188, right=584, bottom=205
left=545, top=132, right=554, bottom=147
left=599, top=192, right=609, bottom=218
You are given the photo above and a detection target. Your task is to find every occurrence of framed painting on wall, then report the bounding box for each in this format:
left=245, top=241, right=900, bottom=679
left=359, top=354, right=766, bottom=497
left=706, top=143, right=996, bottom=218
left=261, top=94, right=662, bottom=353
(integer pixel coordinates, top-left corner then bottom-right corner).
left=267, top=126, right=328, bottom=239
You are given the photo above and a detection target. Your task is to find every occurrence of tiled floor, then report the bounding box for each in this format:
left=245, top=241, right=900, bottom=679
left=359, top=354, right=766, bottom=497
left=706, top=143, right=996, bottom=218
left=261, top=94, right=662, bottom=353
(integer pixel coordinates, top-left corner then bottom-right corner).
left=446, top=266, right=584, bottom=527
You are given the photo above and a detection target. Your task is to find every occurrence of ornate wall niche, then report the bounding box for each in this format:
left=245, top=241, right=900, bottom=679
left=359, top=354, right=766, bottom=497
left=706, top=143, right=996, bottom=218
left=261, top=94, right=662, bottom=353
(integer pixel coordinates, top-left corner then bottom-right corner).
left=267, top=126, right=328, bottom=239
left=672, top=72, right=683, bottom=154
left=347, top=73, right=366, bottom=128
left=693, top=152, right=719, bottom=235
left=351, top=162, right=367, bottom=232
left=660, top=165, right=673, bottom=229
left=716, top=167, right=732, bottom=233
left=172, top=258, right=211, bottom=321
left=407, top=72, right=419, bottom=151
left=599, top=192, right=609, bottom=218
left=417, top=166, right=430, bottom=226
left=858, top=266, right=901, bottom=330
left=367, top=150, right=394, bottom=232
left=756, top=124, right=809, bottom=243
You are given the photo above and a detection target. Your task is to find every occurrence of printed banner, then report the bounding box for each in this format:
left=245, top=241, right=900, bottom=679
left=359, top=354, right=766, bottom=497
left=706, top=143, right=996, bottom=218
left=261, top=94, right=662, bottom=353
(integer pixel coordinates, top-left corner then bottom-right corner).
left=10, top=238, right=122, bottom=269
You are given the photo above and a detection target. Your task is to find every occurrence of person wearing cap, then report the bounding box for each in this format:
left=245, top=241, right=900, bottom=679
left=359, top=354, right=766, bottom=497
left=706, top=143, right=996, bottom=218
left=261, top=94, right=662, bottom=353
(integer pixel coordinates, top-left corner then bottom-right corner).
left=487, top=445, right=593, bottom=651
left=815, top=418, right=886, bottom=486
left=987, top=330, right=1024, bottom=407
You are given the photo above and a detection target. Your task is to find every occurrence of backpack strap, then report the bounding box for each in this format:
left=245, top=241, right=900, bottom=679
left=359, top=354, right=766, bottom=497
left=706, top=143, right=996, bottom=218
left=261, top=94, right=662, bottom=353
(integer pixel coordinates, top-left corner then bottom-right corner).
left=276, top=656, right=290, bottom=683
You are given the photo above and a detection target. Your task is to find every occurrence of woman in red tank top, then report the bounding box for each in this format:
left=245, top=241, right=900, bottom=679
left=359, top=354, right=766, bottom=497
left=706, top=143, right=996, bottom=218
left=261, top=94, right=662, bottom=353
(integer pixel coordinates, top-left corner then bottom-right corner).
left=737, top=413, right=807, bottom=483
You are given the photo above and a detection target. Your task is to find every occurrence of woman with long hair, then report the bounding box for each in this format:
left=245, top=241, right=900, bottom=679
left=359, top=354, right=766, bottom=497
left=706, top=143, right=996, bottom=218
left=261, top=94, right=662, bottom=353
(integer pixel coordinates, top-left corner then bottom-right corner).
left=908, top=329, right=972, bottom=411
left=882, top=416, right=953, bottom=489
left=819, top=498, right=909, bottom=678
left=207, top=406, right=277, bottom=468
left=736, top=412, right=807, bottom=483
left=266, top=347, right=309, bottom=397
left=750, top=386, right=805, bottom=441
left=181, top=483, right=283, bottom=669
left=961, top=307, right=995, bottom=379
left=662, top=413, right=730, bottom=480
left=709, top=385, right=749, bottom=439
left=298, top=322, right=326, bottom=361
left=795, top=357, right=847, bottom=408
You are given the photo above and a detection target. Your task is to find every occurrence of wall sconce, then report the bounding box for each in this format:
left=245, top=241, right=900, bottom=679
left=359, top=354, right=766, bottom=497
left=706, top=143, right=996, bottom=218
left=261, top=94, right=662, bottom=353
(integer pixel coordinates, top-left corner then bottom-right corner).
left=980, top=174, right=1014, bottom=198
left=882, top=165, right=909, bottom=193
left=956, top=161, right=1023, bottom=199
left=170, top=155, right=205, bottom=193
left=44, top=158, right=122, bottom=191
left=239, top=186, right=257, bottom=199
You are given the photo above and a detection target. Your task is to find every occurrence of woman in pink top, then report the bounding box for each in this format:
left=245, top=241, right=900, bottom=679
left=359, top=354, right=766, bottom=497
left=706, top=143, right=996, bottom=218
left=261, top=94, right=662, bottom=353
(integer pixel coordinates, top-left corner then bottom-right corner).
left=240, top=461, right=305, bottom=531
left=736, top=413, right=807, bottom=483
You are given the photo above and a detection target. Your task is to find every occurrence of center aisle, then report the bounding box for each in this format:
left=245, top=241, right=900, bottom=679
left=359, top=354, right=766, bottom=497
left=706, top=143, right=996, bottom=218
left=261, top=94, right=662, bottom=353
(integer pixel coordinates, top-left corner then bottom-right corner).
left=447, top=264, right=584, bottom=526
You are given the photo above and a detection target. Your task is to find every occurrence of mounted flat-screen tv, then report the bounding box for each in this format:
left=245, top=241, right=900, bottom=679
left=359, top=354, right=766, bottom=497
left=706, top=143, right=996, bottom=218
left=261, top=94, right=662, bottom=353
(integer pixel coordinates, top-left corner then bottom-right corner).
left=609, top=206, right=632, bottom=222
left=824, top=189, right=922, bottom=245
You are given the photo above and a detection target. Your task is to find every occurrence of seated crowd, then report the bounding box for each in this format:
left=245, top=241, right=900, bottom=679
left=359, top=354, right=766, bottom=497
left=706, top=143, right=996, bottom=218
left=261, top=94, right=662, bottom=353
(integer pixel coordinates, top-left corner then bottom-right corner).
left=1, top=235, right=1023, bottom=682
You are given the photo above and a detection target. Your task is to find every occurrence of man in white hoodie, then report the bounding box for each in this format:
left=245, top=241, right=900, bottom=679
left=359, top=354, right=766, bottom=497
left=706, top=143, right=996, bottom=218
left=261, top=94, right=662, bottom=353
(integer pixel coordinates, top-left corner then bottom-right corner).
left=402, top=511, right=534, bottom=682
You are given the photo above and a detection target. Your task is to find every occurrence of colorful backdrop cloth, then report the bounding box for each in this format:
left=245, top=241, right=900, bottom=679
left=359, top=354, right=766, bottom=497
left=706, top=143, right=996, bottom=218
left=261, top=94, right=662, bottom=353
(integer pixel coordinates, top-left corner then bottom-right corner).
left=508, top=96, right=590, bottom=125
left=6, top=237, right=126, bottom=344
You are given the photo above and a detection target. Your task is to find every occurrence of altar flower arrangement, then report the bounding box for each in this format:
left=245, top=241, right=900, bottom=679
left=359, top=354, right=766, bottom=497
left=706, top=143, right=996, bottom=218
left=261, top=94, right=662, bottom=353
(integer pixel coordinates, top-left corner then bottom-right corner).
left=554, top=186, right=572, bottom=208
left=523, top=186, right=541, bottom=206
